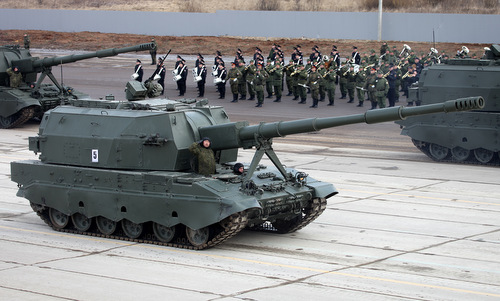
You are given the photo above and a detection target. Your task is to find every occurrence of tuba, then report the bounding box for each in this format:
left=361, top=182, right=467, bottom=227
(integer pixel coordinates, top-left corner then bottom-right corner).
left=399, top=44, right=411, bottom=58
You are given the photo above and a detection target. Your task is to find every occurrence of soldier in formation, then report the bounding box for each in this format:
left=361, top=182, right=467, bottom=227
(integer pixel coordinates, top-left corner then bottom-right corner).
left=227, top=62, right=242, bottom=102
left=133, top=59, right=143, bottom=82
left=254, top=63, right=269, bottom=107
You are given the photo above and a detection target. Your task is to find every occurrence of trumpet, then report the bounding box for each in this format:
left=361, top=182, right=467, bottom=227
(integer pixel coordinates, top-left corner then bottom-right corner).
left=363, top=63, right=376, bottom=71
left=382, top=70, right=391, bottom=78
left=401, top=70, right=411, bottom=79
left=290, top=68, right=301, bottom=76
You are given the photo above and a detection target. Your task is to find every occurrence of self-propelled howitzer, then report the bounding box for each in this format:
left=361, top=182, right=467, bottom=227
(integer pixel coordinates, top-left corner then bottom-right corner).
left=10, top=97, right=484, bottom=250
left=0, top=42, right=154, bottom=128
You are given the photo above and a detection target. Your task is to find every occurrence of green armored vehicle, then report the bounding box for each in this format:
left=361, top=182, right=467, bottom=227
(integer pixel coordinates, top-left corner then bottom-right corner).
left=397, top=44, right=500, bottom=165
left=0, top=42, right=154, bottom=128
left=11, top=97, right=483, bottom=249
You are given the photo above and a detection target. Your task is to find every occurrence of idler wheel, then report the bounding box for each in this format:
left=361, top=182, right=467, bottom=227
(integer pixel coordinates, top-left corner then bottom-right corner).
left=474, top=148, right=494, bottom=164
left=428, top=143, right=449, bottom=161
left=96, top=216, right=117, bottom=235
left=451, top=146, right=471, bottom=162
left=186, top=226, right=210, bottom=247
left=49, top=208, right=69, bottom=229
left=121, top=219, right=143, bottom=239
left=71, top=213, right=92, bottom=232
left=0, top=114, right=15, bottom=129
left=153, top=223, right=177, bottom=243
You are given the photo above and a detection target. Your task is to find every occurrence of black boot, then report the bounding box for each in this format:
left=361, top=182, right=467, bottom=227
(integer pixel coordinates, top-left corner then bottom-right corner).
left=231, top=94, right=238, bottom=102
left=310, top=99, right=318, bottom=108
left=298, top=98, right=306, bottom=104
left=356, top=102, right=364, bottom=107
left=273, top=96, right=281, bottom=102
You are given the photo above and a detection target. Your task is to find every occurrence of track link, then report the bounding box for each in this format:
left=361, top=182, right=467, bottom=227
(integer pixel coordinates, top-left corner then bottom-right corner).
left=412, top=139, right=499, bottom=167
left=30, top=203, right=248, bottom=250
left=1, top=107, right=35, bottom=129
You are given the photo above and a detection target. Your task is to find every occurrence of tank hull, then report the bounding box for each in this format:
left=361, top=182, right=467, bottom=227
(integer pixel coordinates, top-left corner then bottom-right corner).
left=11, top=160, right=336, bottom=249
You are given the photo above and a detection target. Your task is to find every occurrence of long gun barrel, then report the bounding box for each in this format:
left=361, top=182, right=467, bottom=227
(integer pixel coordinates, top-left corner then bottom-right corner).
left=13, top=43, right=155, bottom=73
left=201, top=97, right=485, bottom=150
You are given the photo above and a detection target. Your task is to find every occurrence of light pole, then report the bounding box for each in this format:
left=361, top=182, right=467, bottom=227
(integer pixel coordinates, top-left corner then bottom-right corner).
left=378, top=0, right=383, bottom=41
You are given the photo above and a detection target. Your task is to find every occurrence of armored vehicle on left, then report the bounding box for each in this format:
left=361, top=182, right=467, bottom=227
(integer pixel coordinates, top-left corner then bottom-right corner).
left=0, top=42, right=154, bottom=128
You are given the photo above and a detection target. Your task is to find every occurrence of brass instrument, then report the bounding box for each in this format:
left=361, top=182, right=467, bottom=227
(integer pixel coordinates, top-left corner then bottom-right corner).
left=290, top=68, right=301, bottom=76
left=363, top=63, right=376, bottom=71
left=401, top=70, right=411, bottom=79
left=399, top=44, right=411, bottom=58
left=382, top=70, right=391, bottom=78
left=428, top=47, right=438, bottom=57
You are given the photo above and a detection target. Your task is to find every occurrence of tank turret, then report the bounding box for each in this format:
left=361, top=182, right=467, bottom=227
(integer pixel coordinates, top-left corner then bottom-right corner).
left=0, top=42, right=154, bottom=128
left=398, top=44, right=500, bottom=165
left=11, top=97, right=483, bottom=250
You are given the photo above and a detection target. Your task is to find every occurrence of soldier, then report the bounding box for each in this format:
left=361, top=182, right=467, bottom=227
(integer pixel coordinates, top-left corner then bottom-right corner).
left=374, top=70, right=389, bottom=109
left=23, top=34, right=30, bottom=49
left=176, top=60, right=187, bottom=96
left=380, top=41, right=389, bottom=56
left=355, top=66, right=367, bottom=107
left=214, top=50, right=224, bottom=67
left=338, top=62, right=349, bottom=99
left=157, top=60, right=166, bottom=95
left=290, top=64, right=301, bottom=100
left=6, top=66, right=23, bottom=88
left=215, top=63, right=227, bottom=99
left=234, top=48, right=244, bottom=64
left=149, top=38, right=157, bottom=65
left=195, top=61, right=207, bottom=97
left=271, top=62, right=283, bottom=102
left=352, top=46, right=361, bottom=65
left=297, top=64, right=308, bottom=104
left=246, top=59, right=257, bottom=100
left=195, top=53, right=204, bottom=68
left=226, top=62, right=242, bottom=102
left=264, top=60, right=274, bottom=98
left=386, top=64, right=398, bottom=107
left=173, top=56, right=184, bottom=92
left=189, top=138, right=215, bottom=176
left=317, top=62, right=326, bottom=101
left=133, top=59, right=143, bottom=82
left=346, top=65, right=356, bottom=103
left=291, top=47, right=302, bottom=65
left=284, top=60, right=295, bottom=96
left=254, top=63, right=268, bottom=107
left=364, top=68, right=377, bottom=110
left=367, top=49, right=378, bottom=67
left=237, top=60, right=247, bottom=100
left=324, top=64, right=337, bottom=106
left=307, top=65, right=321, bottom=108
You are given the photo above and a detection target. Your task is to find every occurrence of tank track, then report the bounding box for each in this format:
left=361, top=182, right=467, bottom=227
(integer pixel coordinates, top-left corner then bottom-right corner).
left=0, top=106, right=35, bottom=129
left=412, top=139, right=500, bottom=167
left=30, top=203, right=249, bottom=250
left=250, top=197, right=327, bottom=233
